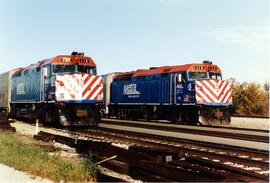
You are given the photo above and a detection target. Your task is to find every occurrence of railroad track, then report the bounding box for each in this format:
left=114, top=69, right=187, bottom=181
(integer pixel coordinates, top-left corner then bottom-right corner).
left=34, top=125, right=269, bottom=182
left=102, top=118, right=269, bottom=134
left=11, top=120, right=269, bottom=182
left=100, top=118, right=269, bottom=150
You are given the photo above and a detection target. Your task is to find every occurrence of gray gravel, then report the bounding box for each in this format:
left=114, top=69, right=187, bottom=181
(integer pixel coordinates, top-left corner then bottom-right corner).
left=230, top=117, right=269, bottom=130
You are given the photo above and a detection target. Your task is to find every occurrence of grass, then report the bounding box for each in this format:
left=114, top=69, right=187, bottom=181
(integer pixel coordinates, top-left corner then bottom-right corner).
left=0, top=130, right=97, bottom=182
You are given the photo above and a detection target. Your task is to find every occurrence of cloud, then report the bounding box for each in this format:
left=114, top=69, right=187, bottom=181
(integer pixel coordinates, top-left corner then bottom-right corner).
left=202, top=26, right=270, bottom=44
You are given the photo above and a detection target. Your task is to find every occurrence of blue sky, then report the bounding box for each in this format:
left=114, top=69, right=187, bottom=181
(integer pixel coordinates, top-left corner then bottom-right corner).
left=0, top=0, right=269, bottom=83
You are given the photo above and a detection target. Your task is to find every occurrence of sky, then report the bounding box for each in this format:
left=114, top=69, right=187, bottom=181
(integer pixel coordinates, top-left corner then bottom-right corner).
left=0, top=0, right=269, bottom=83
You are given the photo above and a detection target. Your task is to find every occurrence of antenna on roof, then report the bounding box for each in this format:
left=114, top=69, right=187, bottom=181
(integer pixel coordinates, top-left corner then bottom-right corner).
left=203, top=60, right=212, bottom=64
left=71, top=52, right=84, bottom=56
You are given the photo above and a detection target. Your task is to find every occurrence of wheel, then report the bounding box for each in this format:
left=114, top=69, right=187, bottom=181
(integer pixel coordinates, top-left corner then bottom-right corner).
left=87, top=109, right=100, bottom=126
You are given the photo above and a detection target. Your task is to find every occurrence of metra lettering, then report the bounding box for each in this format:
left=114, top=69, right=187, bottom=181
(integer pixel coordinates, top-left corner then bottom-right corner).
left=17, top=83, right=25, bottom=95
left=123, top=84, right=140, bottom=95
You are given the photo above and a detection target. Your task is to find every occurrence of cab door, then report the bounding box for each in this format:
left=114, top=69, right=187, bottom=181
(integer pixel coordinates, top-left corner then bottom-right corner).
left=40, top=66, right=50, bottom=102
left=170, top=74, right=177, bottom=105
left=174, top=73, right=189, bottom=104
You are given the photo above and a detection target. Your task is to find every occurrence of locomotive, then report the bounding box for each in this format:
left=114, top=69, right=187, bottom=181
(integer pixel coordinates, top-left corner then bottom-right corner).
left=3, top=52, right=104, bottom=126
left=103, top=61, right=232, bottom=125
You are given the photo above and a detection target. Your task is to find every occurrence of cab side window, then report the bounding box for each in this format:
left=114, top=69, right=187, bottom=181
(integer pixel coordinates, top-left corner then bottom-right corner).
left=177, top=73, right=186, bottom=83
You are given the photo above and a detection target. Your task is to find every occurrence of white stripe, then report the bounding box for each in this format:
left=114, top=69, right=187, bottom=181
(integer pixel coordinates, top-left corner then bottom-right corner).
left=216, top=81, right=228, bottom=97
left=219, top=83, right=232, bottom=103
left=196, top=86, right=212, bottom=103
left=222, top=91, right=232, bottom=103
left=83, top=90, right=91, bottom=99
left=196, top=81, right=232, bottom=104
left=209, top=80, right=228, bottom=97
left=209, top=80, right=219, bottom=96
left=88, top=78, right=102, bottom=99
left=83, top=76, right=95, bottom=91
left=217, top=80, right=222, bottom=87
left=83, top=77, right=102, bottom=99
left=82, top=74, right=89, bottom=81
left=90, top=87, right=103, bottom=100
left=62, top=76, right=81, bottom=100
left=203, top=80, right=218, bottom=96
left=198, top=81, right=217, bottom=102
left=208, top=80, right=230, bottom=100
left=218, top=84, right=232, bottom=103
left=73, top=74, right=82, bottom=84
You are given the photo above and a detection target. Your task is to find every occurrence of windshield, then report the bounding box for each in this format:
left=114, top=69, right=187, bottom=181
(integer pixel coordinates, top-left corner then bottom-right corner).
left=77, top=65, right=96, bottom=75
left=53, top=65, right=75, bottom=73
left=209, top=72, right=222, bottom=80
left=53, top=65, right=97, bottom=75
left=188, top=71, right=222, bottom=81
left=188, top=72, right=208, bottom=80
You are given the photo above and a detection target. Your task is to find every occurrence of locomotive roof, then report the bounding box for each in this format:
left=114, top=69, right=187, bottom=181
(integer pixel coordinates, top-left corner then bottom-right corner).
left=114, top=62, right=221, bottom=80
left=13, top=55, right=96, bottom=76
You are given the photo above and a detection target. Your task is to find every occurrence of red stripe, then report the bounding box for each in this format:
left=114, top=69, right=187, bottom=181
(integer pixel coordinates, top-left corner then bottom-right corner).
left=196, top=82, right=215, bottom=103
left=84, top=74, right=92, bottom=85
left=200, top=81, right=218, bottom=101
left=82, top=76, right=98, bottom=97
left=227, top=93, right=233, bottom=103
left=199, top=89, right=215, bottom=103
left=217, top=82, right=229, bottom=100
left=196, top=91, right=206, bottom=103
left=221, top=90, right=232, bottom=103
left=207, top=80, right=216, bottom=90
left=219, top=82, right=232, bottom=102
left=86, top=84, right=100, bottom=100
left=218, top=80, right=225, bottom=88
left=94, top=89, right=103, bottom=100
left=220, top=89, right=231, bottom=103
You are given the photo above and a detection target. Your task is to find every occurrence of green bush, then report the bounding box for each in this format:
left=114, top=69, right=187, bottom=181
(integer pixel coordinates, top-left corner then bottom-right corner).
left=230, top=79, right=269, bottom=117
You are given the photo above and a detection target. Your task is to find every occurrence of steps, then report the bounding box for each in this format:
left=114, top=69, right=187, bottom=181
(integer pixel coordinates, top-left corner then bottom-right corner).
left=0, top=112, right=15, bottom=131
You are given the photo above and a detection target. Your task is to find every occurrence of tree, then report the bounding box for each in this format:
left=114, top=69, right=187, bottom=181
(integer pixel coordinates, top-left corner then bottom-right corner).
left=230, top=79, right=269, bottom=117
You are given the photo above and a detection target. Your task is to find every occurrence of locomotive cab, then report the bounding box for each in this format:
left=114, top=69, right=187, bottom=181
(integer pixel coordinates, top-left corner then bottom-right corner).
left=181, top=61, right=232, bottom=125
left=11, top=52, right=104, bottom=127
left=45, top=54, right=103, bottom=126
left=107, top=60, right=232, bottom=126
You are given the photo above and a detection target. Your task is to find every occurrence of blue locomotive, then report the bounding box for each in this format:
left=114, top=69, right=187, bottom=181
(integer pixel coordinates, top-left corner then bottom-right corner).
left=103, top=61, right=232, bottom=125
left=10, top=52, right=104, bottom=126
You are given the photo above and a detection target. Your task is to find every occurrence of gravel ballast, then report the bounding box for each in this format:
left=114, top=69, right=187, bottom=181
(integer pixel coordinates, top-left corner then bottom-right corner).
left=230, top=117, right=269, bottom=130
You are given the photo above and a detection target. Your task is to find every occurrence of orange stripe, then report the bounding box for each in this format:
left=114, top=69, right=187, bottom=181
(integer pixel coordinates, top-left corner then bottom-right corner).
left=196, top=82, right=214, bottom=103
left=218, top=80, right=225, bottom=88
left=223, top=93, right=232, bottom=103
left=196, top=91, right=206, bottom=103
left=82, top=76, right=98, bottom=97
left=217, top=82, right=229, bottom=99
left=86, top=84, right=100, bottom=100
left=207, top=80, right=216, bottom=89
left=199, top=90, right=215, bottom=103
left=221, top=90, right=232, bottom=103
left=84, top=74, right=92, bottom=85
left=200, top=81, right=218, bottom=100
left=94, top=89, right=103, bottom=100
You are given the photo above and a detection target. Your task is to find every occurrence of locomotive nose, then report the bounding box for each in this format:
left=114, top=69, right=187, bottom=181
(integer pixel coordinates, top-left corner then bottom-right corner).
left=195, top=79, right=232, bottom=104
left=55, top=73, right=103, bottom=101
